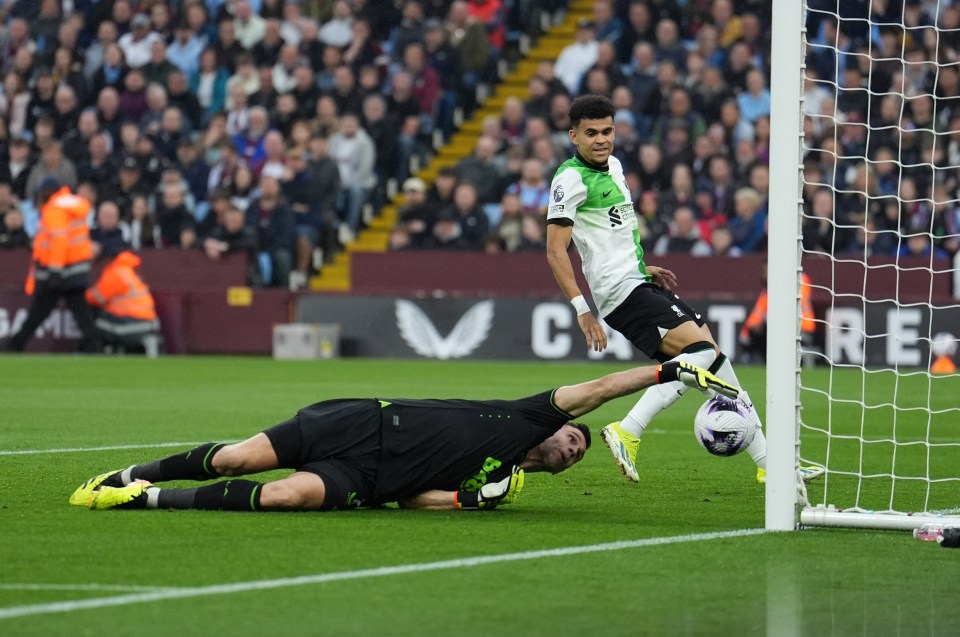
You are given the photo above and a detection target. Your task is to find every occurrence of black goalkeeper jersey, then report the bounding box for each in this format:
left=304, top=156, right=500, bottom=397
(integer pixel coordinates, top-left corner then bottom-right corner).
left=371, top=390, right=573, bottom=504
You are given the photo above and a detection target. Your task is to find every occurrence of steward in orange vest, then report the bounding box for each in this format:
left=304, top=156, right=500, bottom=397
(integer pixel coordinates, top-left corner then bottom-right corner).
left=86, top=249, right=160, bottom=350
left=739, top=271, right=816, bottom=363
left=4, top=180, right=100, bottom=352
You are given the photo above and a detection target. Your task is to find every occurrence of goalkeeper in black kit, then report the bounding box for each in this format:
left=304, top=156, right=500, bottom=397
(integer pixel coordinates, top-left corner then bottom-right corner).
left=70, top=362, right=738, bottom=513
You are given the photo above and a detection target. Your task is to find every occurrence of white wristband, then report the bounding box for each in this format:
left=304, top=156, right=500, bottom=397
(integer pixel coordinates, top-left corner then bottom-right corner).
left=570, top=295, right=591, bottom=316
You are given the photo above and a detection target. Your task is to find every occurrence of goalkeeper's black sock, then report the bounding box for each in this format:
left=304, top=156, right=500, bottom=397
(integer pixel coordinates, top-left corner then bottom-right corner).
left=152, top=480, right=263, bottom=511
left=129, top=442, right=226, bottom=484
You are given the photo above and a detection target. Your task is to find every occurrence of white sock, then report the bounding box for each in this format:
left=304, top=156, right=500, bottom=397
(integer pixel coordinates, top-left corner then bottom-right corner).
left=711, top=355, right=767, bottom=469
left=619, top=347, right=717, bottom=438
left=145, top=487, right=161, bottom=509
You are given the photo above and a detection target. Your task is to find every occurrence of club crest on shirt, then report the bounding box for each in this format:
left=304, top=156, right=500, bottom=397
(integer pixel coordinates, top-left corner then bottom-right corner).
left=553, top=185, right=564, bottom=202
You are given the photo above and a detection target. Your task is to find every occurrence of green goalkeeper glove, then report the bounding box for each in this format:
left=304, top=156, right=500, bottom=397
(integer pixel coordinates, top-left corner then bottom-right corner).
left=657, top=361, right=740, bottom=398
left=455, top=466, right=524, bottom=510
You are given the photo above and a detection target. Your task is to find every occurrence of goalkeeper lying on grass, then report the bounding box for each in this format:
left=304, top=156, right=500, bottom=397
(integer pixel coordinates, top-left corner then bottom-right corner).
left=70, top=362, right=738, bottom=513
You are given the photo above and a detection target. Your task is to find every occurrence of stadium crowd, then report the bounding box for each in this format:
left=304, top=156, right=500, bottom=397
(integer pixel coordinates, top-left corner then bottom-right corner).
left=389, top=0, right=960, bottom=263
left=0, top=0, right=958, bottom=293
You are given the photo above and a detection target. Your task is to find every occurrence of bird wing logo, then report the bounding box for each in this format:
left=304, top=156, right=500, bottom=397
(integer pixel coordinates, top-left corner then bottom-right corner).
left=396, top=299, right=494, bottom=360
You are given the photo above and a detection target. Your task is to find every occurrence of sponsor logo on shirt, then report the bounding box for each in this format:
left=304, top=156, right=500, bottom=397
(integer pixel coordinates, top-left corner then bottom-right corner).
left=549, top=204, right=564, bottom=216
left=553, top=184, right=564, bottom=202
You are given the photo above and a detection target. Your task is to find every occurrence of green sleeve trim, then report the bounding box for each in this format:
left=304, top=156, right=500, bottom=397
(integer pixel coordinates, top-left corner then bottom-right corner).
left=250, top=483, right=262, bottom=512
left=549, top=388, right=575, bottom=420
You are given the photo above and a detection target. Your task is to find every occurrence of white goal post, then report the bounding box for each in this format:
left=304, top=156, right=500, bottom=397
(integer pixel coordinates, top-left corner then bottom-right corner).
left=767, top=0, right=960, bottom=531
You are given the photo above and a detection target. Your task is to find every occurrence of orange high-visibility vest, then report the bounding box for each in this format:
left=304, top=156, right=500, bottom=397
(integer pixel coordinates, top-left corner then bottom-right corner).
left=26, top=187, right=93, bottom=294
left=741, top=273, right=816, bottom=337
left=85, top=251, right=158, bottom=321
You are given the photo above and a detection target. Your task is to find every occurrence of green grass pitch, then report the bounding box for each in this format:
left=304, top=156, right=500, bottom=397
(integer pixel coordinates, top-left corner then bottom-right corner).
left=1, top=356, right=957, bottom=636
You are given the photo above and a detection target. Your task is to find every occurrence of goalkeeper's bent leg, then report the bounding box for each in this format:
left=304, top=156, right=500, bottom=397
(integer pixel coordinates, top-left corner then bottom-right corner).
left=619, top=342, right=717, bottom=438
left=709, top=354, right=767, bottom=469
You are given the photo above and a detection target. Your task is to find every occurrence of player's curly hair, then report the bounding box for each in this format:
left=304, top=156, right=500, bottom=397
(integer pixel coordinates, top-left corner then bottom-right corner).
left=569, top=94, right=616, bottom=128
left=570, top=422, right=592, bottom=449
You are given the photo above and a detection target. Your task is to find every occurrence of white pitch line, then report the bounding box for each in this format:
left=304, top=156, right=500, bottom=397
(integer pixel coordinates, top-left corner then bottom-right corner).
left=0, top=584, right=181, bottom=593
left=0, top=528, right=769, bottom=620
left=0, top=442, right=233, bottom=456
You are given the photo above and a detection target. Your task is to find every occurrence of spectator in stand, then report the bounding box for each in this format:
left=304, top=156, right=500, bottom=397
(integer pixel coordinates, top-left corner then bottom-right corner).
left=175, top=138, right=210, bottom=208
left=226, top=54, right=261, bottom=109
left=395, top=177, right=435, bottom=249
left=723, top=41, right=753, bottom=93
left=234, top=0, right=268, bottom=50
left=166, top=70, right=203, bottom=132
left=445, top=1, right=494, bottom=95
left=255, top=131, right=285, bottom=181
left=127, top=194, right=158, bottom=250
left=653, top=206, right=702, bottom=256
left=233, top=106, right=270, bottom=170
left=635, top=189, right=669, bottom=254
left=737, top=68, right=771, bottom=125
left=149, top=1, right=174, bottom=40
left=319, top=0, right=355, bottom=48
left=77, top=132, right=118, bottom=203
left=342, top=19, right=383, bottom=72
left=654, top=18, right=686, bottom=72
left=25, top=141, right=77, bottom=202
left=0, top=133, right=33, bottom=199
left=660, top=163, right=698, bottom=220
left=215, top=19, right=244, bottom=73
left=454, top=135, right=502, bottom=204
left=0, top=205, right=29, bottom=249
left=697, top=154, right=737, bottom=219
left=93, top=87, right=122, bottom=142
left=190, top=48, right=228, bottom=125
left=360, top=93, right=399, bottom=189
left=204, top=203, right=261, bottom=285
left=700, top=225, right=741, bottom=257
left=118, top=68, right=150, bottom=124
left=899, top=233, right=949, bottom=260
left=424, top=209, right=467, bottom=249
left=1, top=18, right=36, bottom=73
left=1, top=71, right=30, bottom=137
left=728, top=187, right=766, bottom=253
left=803, top=187, right=852, bottom=255
left=113, top=157, right=149, bottom=218
left=246, top=174, right=295, bottom=287
left=119, top=14, right=162, bottom=69
left=514, top=214, right=547, bottom=252
left=399, top=41, right=441, bottom=125
left=712, top=0, right=742, bottom=48
left=505, top=158, right=550, bottom=217
left=26, top=69, right=58, bottom=134
left=252, top=19, right=285, bottom=68
left=327, top=113, right=377, bottom=243
left=554, top=19, right=598, bottom=95
left=442, top=181, right=488, bottom=250
left=142, top=39, right=177, bottom=87
left=166, top=23, right=204, bottom=81
left=634, top=143, right=668, bottom=192
left=428, top=166, right=458, bottom=210
left=154, top=174, right=196, bottom=249
left=390, top=1, right=426, bottom=62
left=90, top=200, right=131, bottom=258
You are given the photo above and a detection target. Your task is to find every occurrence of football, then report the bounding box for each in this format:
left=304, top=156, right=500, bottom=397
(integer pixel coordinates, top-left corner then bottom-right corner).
left=694, top=396, right=757, bottom=457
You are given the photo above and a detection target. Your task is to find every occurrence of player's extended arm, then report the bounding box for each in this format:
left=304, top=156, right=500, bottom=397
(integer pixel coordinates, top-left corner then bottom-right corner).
left=554, top=362, right=740, bottom=418
left=397, top=467, right=524, bottom=511
left=545, top=223, right=607, bottom=352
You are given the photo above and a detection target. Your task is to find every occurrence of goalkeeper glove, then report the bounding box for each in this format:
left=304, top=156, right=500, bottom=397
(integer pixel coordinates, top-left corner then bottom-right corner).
left=657, top=361, right=740, bottom=398
left=454, top=466, right=524, bottom=510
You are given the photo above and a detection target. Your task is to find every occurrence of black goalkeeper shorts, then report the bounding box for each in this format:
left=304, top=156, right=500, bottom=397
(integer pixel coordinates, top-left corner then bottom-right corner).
left=262, top=399, right=381, bottom=510
left=603, top=283, right=706, bottom=362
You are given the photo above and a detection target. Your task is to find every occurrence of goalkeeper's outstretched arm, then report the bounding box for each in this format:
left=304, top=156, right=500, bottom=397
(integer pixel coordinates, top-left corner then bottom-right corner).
left=554, top=362, right=740, bottom=418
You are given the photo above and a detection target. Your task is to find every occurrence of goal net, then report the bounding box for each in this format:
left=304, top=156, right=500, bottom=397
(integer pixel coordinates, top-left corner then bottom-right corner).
left=768, top=0, right=960, bottom=531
